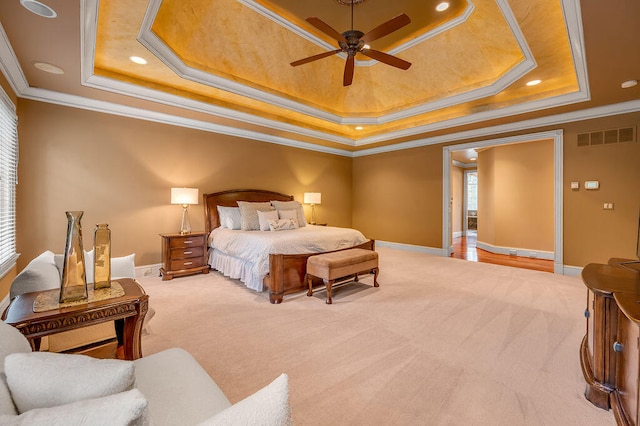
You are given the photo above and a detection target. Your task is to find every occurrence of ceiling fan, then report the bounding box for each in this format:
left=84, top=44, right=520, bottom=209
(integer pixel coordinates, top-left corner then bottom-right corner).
left=290, top=2, right=412, bottom=86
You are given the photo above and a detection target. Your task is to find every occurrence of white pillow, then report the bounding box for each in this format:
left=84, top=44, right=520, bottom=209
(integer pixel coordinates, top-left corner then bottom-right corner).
left=4, top=352, right=135, bottom=414
left=197, top=374, right=291, bottom=426
left=216, top=206, right=241, bottom=230
left=56, top=252, right=135, bottom=283
left=0, top=374, right=17, bottom=416
left=268, top=218, right=299, bottom=232
left=237, top=201, right=274, bottom=231
left=10, top=251, right=61, bottom=299
left=270, top=201, right=307, bottom=228
left=0, top=388, right=149, bottom=426
left=257, top=210, right=279, bottom=231
left=278, top=209, right=298, bottom=221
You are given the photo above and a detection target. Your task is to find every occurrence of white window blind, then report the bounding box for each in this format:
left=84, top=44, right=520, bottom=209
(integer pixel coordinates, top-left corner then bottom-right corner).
left=0, top=89, right=18, bottom=278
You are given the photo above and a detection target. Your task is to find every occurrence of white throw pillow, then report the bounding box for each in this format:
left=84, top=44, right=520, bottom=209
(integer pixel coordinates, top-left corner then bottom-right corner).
left=268, top=219, right=299, bottom=232
left=237, top=201, right=274, bottom=231
left=55, top=252, right=135, bottom=283
left=10, top=251, right=60, bottom=299
left=4, top=352, right=135, bottom=414
left=0, top=321, right=31, bottom=416
left=257, top=210, right=279, bottom=231
left=0, top=388, right=149, bottom=426
left=0, top=374, right=17, bottom=416
left=197, top=374, right=291, bottom=426
left=217, top=206, right=241, bottom=230
left=270, top=201, right=307, bottom=228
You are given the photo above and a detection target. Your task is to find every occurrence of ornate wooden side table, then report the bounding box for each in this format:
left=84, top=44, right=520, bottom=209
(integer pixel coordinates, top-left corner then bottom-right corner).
left=1, top=278, right=148, bottom=360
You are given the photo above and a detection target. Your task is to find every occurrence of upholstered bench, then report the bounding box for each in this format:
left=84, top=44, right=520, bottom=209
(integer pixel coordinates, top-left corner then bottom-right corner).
left=306, top=248, right=379, bottom=304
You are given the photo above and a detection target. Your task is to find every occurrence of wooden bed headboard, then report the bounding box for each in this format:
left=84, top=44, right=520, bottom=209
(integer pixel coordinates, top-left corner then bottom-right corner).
left=203, top=189, right=294, bottom=234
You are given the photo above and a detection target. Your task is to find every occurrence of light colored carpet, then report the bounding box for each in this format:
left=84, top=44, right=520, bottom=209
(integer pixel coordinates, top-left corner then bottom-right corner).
left=138, top=247, right=615, bottom=425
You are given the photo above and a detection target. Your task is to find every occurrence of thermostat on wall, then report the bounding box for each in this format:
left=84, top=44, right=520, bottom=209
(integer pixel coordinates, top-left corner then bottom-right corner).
left=585, top=181, right=599, bottom=190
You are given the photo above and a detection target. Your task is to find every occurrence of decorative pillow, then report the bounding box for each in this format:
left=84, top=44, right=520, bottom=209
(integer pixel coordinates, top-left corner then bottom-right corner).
left=0, top=388, right=149, bottom=426
left=197, top=374, right=291, bottom=426
left=270, top=201, right=306, bottom=228
left=257, top=210, right=279, bottom=231
left=237, top=201, right=274, bottom=231
left=0, top=374, right=17, bottom=416
left=10, top=251, right=60, bottom=299
left=4, top=352, right=135, bottom=414
left=268, top=218, right=299, bottom=232
left=216, top=206, right=241, bottom=230
left=55, top=252, right=135, bottom=283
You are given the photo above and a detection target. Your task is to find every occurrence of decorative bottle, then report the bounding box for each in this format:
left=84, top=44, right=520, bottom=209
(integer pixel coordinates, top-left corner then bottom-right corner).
left=60, top=211, right=88, bottom=303
left=93, top=223, right=111, bottom=290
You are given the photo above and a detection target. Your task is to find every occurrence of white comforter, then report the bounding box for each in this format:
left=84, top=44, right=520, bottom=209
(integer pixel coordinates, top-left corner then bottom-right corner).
left=208, top=225, right=368, bottom=291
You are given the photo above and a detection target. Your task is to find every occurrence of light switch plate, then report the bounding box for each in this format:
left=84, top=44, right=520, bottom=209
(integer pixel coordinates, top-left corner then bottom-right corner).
left=585, top=181, right=599, bottom=190
left=571, top=181, right=579, bottom=189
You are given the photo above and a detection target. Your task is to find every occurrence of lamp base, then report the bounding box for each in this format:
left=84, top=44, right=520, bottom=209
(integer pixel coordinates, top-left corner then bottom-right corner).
left=179, top=205, right=191, bottom=235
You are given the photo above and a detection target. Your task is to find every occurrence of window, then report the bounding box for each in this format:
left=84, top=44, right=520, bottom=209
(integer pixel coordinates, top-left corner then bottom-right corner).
left=466, top=172, right=478, bottom=211
left=0, top=88, right=18, bottom=278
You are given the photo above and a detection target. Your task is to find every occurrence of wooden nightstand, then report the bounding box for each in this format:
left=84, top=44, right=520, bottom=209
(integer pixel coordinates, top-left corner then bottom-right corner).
left=159, top=232, right=209, bottom=281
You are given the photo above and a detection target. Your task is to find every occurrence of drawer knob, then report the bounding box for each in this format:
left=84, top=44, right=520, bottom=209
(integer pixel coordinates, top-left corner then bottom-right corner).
left=184, top=261, right=193, bottom=266
left=184, top=251, right=193, bottom=255
left=184, top=241, right=194, bottom=244
left=614, top=341, right=624, bottom=352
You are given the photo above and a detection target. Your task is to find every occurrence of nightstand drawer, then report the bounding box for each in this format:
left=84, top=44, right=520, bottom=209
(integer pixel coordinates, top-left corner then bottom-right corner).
left=170, top=256, right=205, bottom=271
left=169, top=235, right=205, bottom=249
left=170, top=245, right=204, bottom=260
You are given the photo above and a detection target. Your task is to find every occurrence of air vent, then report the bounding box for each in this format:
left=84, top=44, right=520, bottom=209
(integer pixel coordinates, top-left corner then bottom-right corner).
left=577, top=126, right=637, bottom=147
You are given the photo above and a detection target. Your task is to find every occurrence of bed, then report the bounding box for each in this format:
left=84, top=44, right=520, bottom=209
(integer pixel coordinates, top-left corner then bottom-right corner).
left=203, top=189, right=375, bottom=303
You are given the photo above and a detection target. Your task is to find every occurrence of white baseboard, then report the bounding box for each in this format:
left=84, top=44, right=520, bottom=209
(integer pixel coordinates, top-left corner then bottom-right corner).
left=135, top=263, right=163, bottom=280
left=562, top=265, right=583, bottom=276
left=476, top=240, right=555, bottom=260
left=376, top=240, right=443, bottom=256
left=453, top=231, right=463, bottom=238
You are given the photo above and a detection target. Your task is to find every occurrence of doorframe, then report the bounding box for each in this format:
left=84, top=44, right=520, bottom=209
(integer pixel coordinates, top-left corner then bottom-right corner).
left=442, top=130, right=564, bottom=274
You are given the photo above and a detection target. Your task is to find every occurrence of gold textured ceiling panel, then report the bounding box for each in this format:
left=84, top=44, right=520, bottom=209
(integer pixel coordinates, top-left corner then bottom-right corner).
left=150, top=0, right=524, bottom=115
left=93, top=0, right=579, bottom=143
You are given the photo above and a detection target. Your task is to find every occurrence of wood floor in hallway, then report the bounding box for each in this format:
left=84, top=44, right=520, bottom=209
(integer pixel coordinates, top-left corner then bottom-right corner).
left=451, top=231, right=554, bottom=273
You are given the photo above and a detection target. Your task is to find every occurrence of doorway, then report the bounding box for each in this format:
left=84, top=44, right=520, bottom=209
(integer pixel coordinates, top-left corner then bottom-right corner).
left=442, top=130, right=564, bottom=274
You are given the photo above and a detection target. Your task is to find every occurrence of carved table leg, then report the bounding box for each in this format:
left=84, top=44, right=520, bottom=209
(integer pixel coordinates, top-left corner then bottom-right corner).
left=373, top=267, right=379, bottom=287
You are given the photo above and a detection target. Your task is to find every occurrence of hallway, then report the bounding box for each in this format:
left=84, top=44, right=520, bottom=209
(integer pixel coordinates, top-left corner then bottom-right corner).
left=451, top=231, right=554, bottom=273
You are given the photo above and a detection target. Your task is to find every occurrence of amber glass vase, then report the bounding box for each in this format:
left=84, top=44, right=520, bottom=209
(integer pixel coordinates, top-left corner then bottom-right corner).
left=60, top=211, right=88, bottom=303
left=93, top=224, right=111, bottom=290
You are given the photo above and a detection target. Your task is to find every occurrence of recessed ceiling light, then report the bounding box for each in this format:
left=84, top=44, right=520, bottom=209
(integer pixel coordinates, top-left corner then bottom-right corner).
left=129, top=56, right=147, bottom=65
left=20, top=0, right=56, bottom=18
left=526, top=79, right=542, bottom=86
left=33, top=62, right=64, bottom=74
left=436, top=2, right=450, bottom=12
left=355, top=126, right=363, bottom=130
left=621, top=80, right=638, bottom=89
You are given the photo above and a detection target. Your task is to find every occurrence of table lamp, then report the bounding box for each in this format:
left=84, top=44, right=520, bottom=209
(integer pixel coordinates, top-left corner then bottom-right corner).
left=303, top=192, right=321, bottom=225
left=171, top=187, right=199, bottom=234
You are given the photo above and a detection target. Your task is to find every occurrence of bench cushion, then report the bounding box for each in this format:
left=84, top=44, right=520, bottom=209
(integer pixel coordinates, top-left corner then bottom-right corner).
left=307, top=249, right=378, bottom=281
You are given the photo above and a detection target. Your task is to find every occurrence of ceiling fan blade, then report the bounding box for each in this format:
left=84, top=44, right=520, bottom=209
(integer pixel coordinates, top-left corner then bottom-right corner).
left=343, top=55, right=355, bottom=86
left=361, top=13, right=411, bottom=43
left=290, top=49, right=342, bottom=67
left=306, top=17, right=347, bottom=43
left=361, top=49, right=411, bottom=70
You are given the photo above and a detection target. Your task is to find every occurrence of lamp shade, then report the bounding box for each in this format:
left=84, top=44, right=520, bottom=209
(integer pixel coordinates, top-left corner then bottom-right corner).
left=303, top=192, right=321, bottom=204
left=171, top=187, right=199, bottom=205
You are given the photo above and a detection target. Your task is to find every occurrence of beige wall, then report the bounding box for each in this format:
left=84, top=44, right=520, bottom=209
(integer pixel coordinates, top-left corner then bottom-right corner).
left=477, top=140, right=555, bottom=252
left=353, top=112, right=640, bottom=266
left=16, top=100, right=353, bottom=270
left=352, top=144, right=443, bottom=248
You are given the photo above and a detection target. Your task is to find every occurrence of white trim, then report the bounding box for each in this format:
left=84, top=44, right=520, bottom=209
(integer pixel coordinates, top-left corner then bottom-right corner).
left=375, top=240, right=443, bottom=256
left=475, top=240, right=555, bottom=260
left=563, top=265, right=583, bottom=277
left=135, top=263, right=163, bottom=280
left=453, top=231, right=463, bottom=239
left=442, top=130, right=564, bottom=272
